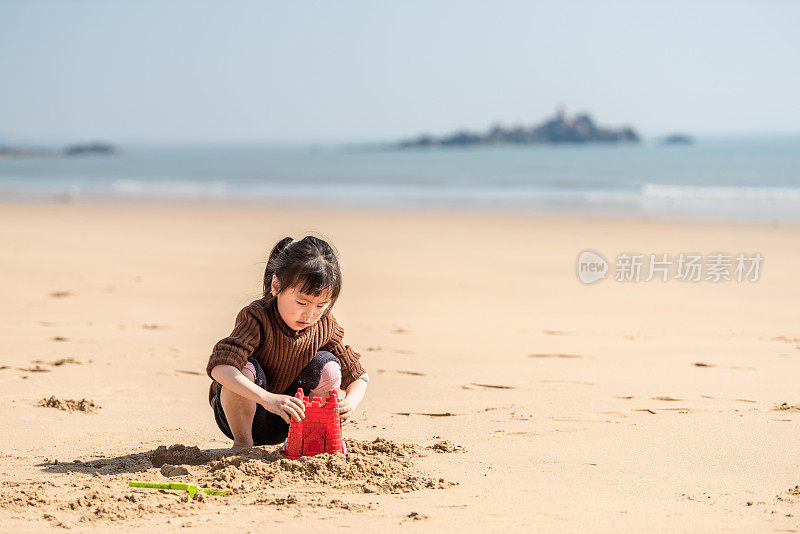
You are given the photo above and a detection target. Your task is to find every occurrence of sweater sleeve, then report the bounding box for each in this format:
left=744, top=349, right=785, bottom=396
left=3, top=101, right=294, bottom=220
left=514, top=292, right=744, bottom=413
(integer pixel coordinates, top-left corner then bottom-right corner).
left=322, top=316, right=367, bottom=390
left=206, top=306, right=263, bottom=379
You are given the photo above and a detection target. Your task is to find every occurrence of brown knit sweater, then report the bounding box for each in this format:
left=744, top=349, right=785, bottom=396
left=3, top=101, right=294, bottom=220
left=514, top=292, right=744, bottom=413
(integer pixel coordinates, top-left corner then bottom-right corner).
left=206, top=296, right=366, bottom=406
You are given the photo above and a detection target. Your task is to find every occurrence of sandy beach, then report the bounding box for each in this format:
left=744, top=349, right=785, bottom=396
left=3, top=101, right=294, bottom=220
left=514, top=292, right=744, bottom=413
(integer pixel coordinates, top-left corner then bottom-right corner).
left=0, top=200, right=799, bottom=532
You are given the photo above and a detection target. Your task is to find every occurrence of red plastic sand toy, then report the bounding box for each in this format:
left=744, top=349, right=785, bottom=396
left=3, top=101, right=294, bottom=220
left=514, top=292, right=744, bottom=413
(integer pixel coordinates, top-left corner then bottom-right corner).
left=281, top=388, right=346, bottom=459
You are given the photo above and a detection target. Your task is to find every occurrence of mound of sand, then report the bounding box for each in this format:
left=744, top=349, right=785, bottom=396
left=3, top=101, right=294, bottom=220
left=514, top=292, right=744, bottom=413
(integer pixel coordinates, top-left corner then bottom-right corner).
left=150, top=445, right=209, bottom=467
left=0, top=438, right=459, bottom=527
left=37, top=396, right=100, bottom=413
left=200, top=437, right=454, bottom=494
left=160, top=464, right=190, bottom=477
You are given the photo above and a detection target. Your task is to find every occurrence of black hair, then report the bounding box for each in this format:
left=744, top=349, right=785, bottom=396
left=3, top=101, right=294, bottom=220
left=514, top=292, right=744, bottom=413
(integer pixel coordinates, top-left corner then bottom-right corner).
left=263, top=236, right=342, bottom=309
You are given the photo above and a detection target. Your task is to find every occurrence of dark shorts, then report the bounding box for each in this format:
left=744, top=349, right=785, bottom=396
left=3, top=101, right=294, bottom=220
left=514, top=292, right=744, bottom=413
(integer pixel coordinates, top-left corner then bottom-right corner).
left=212, top=350, right=340, bottom=446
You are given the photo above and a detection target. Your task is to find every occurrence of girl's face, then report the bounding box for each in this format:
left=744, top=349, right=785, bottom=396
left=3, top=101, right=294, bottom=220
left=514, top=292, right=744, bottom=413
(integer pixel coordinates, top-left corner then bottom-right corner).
left=271, top=275, right=332, bottom=332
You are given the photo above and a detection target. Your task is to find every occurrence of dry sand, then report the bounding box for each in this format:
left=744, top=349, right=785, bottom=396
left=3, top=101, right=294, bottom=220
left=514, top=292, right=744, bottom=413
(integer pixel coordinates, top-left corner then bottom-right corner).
left=0, top=200, right=799, bottom=532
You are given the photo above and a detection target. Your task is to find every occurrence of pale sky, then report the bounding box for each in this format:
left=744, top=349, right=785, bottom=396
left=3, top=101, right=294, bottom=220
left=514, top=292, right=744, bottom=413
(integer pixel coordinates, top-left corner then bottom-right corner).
left=1, top=0, right=798, bottom=144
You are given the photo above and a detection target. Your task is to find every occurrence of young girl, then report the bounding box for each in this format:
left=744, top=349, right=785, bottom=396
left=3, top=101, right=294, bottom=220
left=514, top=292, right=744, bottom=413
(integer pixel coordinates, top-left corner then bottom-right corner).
left=206, top=236, right=369, bottom=453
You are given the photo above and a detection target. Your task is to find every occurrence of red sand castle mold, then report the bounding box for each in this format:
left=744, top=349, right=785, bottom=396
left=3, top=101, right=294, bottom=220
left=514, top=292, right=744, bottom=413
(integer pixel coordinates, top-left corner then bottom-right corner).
left=282, top=388, right=346, bottom=459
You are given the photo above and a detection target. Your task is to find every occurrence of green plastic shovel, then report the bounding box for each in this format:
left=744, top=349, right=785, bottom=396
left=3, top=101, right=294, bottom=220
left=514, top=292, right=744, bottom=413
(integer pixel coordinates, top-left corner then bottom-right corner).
left=129, top=481, right=231, bottom=497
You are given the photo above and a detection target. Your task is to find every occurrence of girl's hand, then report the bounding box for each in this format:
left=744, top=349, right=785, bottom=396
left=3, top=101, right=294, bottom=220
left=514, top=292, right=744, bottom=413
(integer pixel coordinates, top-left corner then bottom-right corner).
left=338, top=397, right=358, bottom=424
left=260, top=392, right=305, bottom=424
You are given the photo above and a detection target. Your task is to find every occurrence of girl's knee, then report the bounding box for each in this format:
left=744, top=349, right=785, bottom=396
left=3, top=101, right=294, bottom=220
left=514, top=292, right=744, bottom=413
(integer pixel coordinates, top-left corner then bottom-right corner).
left=314, top=350, right=339, bottom=364
left=311, top=360, right=342, bottom=396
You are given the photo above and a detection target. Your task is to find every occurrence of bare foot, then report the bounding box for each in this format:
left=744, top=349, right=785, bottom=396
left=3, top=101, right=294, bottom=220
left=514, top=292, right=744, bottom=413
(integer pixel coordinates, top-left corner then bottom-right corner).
left=228, top=442, right=253, bottom=454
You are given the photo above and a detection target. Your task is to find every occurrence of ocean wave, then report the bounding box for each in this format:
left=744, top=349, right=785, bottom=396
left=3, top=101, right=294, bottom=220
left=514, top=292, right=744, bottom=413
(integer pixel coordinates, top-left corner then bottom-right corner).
left=641, top=183, right=800, bottom=201
left=2, top=177, right=799, bottom=221
left=112, top=179, right=229, bottom=195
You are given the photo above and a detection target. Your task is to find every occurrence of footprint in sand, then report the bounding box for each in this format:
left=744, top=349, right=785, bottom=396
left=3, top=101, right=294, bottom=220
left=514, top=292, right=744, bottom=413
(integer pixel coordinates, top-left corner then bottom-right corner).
left=16, top=365, right=51, bottom=373
left=14, top=358, right=88, bottom=375
left=771, top=335, right=800, bottom=344
left=48, top=290, right=74, bottom=298
left=50, top=336, right=69, bottom=342
left=469, top=383, right=515, bottom=390
left=376, top=369, right=426, bottom=376
left=175, top=369, right=203, bottom=376
left=634, top=406, right=691, bottom=414
left=33, top=358, right=87, bottom=367
left=54, top=358, right=86, bottom=366
left=696, top=363, right=756, bottom=371
left=492, top=430, right=535, bottom=437
left=700, top=395, right=756, bottom=404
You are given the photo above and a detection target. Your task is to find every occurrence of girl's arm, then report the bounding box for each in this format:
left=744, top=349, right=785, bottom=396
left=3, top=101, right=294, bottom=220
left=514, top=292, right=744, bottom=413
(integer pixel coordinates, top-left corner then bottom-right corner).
left=207, top=306, right=263, bottom=375
left=339, top=374, right=368, bottom=424
left=211, top=364, right=304, bottom=423
left=343, top=375, right=368, bottom=405
left=211, top=364, right=270, bottom=405
left=321, top=315, right=367, bottom=391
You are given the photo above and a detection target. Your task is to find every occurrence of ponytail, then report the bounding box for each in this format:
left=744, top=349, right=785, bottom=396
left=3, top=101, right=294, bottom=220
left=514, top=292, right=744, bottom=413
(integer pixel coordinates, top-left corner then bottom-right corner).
left=263, top=237, right=294, bottom=297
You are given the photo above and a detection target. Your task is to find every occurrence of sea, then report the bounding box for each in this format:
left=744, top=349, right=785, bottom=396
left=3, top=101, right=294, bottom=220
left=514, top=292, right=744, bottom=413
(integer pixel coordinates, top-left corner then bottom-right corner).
left=1, top=135, right=798, bottom=222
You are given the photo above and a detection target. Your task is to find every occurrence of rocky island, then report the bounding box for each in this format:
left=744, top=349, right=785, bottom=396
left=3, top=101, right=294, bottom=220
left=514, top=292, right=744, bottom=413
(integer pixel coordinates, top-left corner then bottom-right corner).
left=0, top=141, right=117, bottom=158
left=660, top=133, right=694, bottom=145
left=398, top=107, right=640, bottom=148
left=0, top=146, right=60, bottom=158
left=64, top=142, right=116, bottom=156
